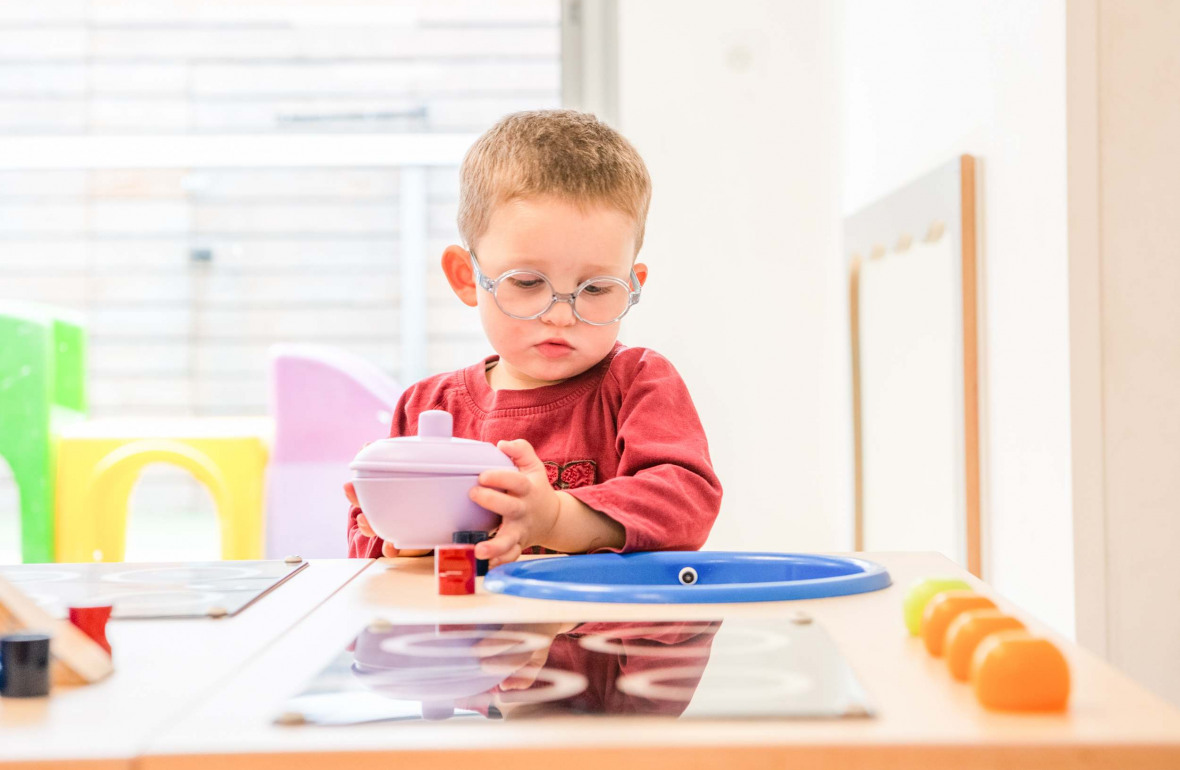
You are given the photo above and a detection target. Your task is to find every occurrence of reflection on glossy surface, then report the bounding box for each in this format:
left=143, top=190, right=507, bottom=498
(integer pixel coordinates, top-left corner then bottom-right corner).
left=352, top=623, right=556, bottom=704
left=0, top=560, right=307, bottom=619
left=280, top=617, right=875, bottom=725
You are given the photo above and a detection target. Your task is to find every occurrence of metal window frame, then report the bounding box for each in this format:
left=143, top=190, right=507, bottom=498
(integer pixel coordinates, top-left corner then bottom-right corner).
left=561, top=0, right=619, bottom=124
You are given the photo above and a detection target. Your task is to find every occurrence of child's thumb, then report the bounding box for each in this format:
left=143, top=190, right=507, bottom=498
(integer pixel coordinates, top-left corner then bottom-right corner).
left=498, top=438, right=534, bottom=459
left=497, top=439, right=543, bottom=471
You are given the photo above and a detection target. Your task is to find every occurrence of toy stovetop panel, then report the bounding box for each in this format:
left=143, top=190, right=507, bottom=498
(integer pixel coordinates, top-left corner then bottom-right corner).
left=0, top=560, right=307, bottom=619
left=278, top=616, right=874, bottom=725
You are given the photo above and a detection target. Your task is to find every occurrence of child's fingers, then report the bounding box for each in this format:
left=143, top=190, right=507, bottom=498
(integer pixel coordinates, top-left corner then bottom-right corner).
left=476, top=469, right=531, bottom=496
left=476, top=526, right=521, bottom=563
left=375, top=537, right=431, bottom=558
left=499, top=646, right=552, bottom=691
left=488, top=543, right=523, bottom=569
left=355, top=513, right=375, bottom=537
left=499, top=662, right=544, bottom=691
left=469, top=485, right=525, bottom=517
left=343, top=481, right=359, bottom=507
left=381, top=543, right=432, bottom=558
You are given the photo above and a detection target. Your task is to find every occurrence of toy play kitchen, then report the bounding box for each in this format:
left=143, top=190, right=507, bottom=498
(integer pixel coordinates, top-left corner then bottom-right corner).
left=5, top=409, right=1172, bottom=767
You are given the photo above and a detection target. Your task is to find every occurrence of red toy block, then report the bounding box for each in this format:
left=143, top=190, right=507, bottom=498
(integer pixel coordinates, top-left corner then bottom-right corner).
left=68, top=602, right=113, bottom=655
left=436, top=544, right=476, bottom=595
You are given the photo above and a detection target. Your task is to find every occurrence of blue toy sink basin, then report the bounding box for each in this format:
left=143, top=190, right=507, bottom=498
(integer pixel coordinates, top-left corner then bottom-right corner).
left=483, top=551, right=891, bottom=604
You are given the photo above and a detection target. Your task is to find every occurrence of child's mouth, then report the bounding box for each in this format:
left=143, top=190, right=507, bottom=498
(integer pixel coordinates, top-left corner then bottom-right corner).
left=536, top=340, right=574, bottom=358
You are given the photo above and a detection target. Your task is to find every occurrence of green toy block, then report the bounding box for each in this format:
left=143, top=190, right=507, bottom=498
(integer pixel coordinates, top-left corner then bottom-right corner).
left=52, top=317, right=88, bottom=414
left=0, top=304, right=88, bottom=563
left=903, top=576, right=973, bottom=636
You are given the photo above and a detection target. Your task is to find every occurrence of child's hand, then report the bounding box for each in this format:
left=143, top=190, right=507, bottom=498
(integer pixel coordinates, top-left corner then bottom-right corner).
left=345, top=481, right=431, bottom=559
left=469, top=439, right=561, bottom=568
left=487, top=622, right=578, bottom=691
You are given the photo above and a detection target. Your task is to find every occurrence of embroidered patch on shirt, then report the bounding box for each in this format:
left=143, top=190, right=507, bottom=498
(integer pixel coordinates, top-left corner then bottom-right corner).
left=544, top=459, right=598, bottom=490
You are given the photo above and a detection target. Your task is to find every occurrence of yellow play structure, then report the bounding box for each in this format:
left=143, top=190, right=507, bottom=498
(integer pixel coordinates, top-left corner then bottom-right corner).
left=2, top=302, right=399, bottom=564
left=53, top=419, right=270, bottom=563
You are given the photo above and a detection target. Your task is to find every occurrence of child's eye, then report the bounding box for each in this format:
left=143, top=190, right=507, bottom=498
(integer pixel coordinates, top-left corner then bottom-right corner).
left=508, top=276, right=546, bottom=290
left=581, top=282, right=617, bottom=296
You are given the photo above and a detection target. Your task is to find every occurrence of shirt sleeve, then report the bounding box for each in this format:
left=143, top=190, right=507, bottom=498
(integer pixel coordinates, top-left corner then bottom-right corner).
left=565, top=352, right=722, bottom=552
left=346, top=385, right=417, bottom=558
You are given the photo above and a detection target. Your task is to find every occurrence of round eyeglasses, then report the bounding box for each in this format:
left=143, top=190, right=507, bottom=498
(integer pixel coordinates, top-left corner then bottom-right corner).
left=469, top=251, right=641, bottom=326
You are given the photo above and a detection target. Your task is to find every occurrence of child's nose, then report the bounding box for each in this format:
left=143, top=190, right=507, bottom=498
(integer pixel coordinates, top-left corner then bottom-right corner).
left=540, top=297, right=577, bottom=326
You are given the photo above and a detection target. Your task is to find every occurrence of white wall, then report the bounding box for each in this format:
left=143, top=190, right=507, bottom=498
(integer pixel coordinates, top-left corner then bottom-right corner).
left=1069, top=0, right=1180, bottom=706
left=615, top=1, right=1178, bottom=703
left=839, top=0, right=1075, bottom=635
left=616, top=1, right=850, bottom=551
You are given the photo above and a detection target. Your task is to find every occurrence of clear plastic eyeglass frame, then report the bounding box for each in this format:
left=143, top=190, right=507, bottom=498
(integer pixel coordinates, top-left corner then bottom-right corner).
left=469, top=251, right=642, bottom=326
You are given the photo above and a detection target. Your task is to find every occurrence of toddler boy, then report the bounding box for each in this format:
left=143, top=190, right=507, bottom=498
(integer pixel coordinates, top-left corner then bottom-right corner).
left=347, top=110, right=722, bottom=568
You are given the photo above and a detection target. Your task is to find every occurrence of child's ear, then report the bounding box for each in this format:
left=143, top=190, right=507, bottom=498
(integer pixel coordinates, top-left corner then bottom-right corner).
left=441, top=245, right=478, bottom=307
left=633, top=262, right=649, bottom=286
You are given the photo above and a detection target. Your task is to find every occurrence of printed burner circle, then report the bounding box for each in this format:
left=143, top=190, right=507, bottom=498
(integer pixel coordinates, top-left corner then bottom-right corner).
left=380, top=629, right=553, bottom=659
left=0, top=569, right=77, bottom=584
left=99, top=590, right=225, bottom=615
left=496, top=668, right=589, bottom=705
left=101, top=566, right=261, bottom=584
left=578, top=625, right=787, bottom=658
left=617, top=665, right=814, bottom=703
left=187, top=578, right=279, bottom=592
left=23, top=592, right=61, bottom=613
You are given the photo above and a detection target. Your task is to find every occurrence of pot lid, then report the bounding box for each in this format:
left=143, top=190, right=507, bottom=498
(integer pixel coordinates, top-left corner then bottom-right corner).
left=349, top=410, right=513, bottom=475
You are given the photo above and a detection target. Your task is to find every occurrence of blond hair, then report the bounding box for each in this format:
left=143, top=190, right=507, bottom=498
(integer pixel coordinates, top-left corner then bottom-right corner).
left=458, top=110, right=652, bottom=253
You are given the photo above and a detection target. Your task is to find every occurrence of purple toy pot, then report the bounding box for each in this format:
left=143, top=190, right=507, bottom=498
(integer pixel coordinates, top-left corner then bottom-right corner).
left=349, top=410, right=513, bottom=549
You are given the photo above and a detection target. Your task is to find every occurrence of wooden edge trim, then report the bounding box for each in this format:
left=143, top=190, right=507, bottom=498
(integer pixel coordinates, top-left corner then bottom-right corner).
left=960, top=154, right=982, bottom=578
left=137, top=744, right=1180, bottom=770
left=849, top=256, right=864, bottom=551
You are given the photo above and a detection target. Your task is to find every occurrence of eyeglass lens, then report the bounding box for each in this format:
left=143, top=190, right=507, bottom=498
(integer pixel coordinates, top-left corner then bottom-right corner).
left=495, top=272, right=631, bottom=324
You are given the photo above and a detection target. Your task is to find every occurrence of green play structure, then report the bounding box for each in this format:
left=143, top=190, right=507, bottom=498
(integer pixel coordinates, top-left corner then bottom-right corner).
left=0, top=303, right=88, bottom=563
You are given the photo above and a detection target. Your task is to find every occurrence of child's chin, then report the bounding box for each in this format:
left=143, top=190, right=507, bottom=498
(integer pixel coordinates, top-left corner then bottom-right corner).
left=521, top=358, right=591, bottom=384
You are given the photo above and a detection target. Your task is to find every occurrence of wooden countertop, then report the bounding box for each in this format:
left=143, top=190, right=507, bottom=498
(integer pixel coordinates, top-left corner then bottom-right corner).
left=0, top=559, right=370, bottom=769
left=120, top=552, right=1180, bottom=770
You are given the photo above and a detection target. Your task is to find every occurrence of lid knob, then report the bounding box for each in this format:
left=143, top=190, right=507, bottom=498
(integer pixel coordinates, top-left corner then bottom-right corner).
left=417, top=410, right=453, bottom=439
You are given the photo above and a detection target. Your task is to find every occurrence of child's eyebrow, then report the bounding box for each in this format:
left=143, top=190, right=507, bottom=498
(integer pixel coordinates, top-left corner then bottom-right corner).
left=515, top=259, right=627, bottom=277
left=575, top=267, right=625, bottom=278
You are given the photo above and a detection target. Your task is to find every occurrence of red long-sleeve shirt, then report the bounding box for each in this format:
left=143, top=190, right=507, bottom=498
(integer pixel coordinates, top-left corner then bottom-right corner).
left=347, top=343, right=722, bottom=558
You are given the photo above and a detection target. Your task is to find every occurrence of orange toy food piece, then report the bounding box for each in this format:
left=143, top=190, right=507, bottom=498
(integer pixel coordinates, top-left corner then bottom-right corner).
left=944, top=609, right=1025, bottom=681
left=921, top=590, right=996, bottom=657
left=971, top=630, right=1070, bottom=711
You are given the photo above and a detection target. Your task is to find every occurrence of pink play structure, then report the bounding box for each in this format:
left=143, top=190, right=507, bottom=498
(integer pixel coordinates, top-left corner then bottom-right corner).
left=266, top=345, right=401, bottom=559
